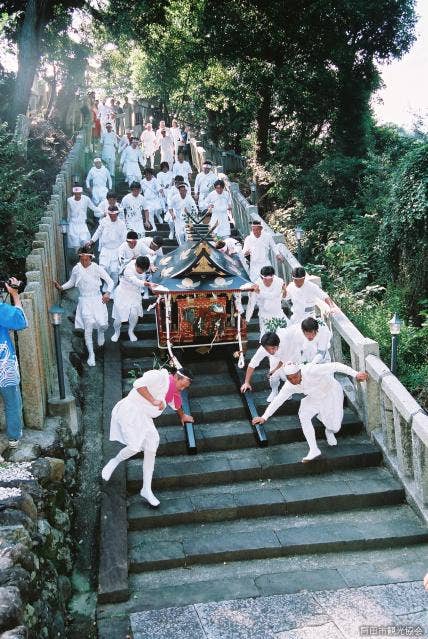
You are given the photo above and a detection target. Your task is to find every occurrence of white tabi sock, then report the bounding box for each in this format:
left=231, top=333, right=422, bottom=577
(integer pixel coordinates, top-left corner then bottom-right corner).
left=111, top=320, right=121, bottom=342
left=128, top=312, right=138, bottom=342
left=140, top=450, right=160, bottom=506
left=101, top=446, right=138, bottom=481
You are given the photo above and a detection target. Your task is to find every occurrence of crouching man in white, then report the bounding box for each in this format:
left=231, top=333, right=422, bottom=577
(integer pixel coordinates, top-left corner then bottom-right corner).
left=54, top=249, right=113, bottom=366
left=253, top=362, right=368, bottom=462
left=240, top=330, right=291, bottom=403
left=111, top=256, right=153, bottom=342
left=101, top=367, right=194, bottom=506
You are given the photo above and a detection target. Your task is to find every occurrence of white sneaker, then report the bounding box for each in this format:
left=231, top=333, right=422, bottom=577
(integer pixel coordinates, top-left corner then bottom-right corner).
left=267, top=389, right=278, bottom=403
left=128, top=330, right=138, bottom=342
left=168, top=231, right=174, bottom=240
left=302, top=448, right=322, bottom=463
left=87, top=354, right=96, bottom=367
left=8, top=439, right=19, bottom=449
left=111, top=331, right=120, bottom=343
left=325, top=430, right=337, bottom=446
left=140, top=487, right=160, bottom=507
left=97, top=332, right=105, bottom=347
left=101, top=459, right=117, bottom=481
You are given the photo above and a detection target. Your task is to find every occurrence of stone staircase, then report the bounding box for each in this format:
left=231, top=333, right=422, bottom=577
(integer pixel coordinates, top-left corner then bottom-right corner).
left=96, top=186, right=428, bottom=638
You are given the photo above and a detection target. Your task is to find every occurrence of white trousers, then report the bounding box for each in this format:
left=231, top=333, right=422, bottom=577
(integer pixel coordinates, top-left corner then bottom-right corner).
left=298, top=381, right=344, bottom=453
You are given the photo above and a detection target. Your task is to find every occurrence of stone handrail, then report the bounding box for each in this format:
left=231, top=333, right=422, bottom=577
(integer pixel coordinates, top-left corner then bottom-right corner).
left=191, top=140, right=428, bottom=522
left=10, top=123, right=92, bottom=429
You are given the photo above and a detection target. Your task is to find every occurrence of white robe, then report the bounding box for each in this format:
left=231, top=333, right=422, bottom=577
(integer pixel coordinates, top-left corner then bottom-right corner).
left=112, top=260, right=146, bottom=322
left=61, top=262, right=113, bottom=330
left=158, top=135, right=174, bottom=167
left=168, top=192, right=198, bottom=243
left=121, top=145, right=144, bottom=184
left=249, top=274, right=287, bottom=335
left=86, top=166, right=112, bottom=205
left=141, top=177, right=162, bottom=228
left=243, top=231, right=281, bottom=282
left=262, top=362, right=358, bottom=435
left=109, top=369, right=174, bottom=452
left=205, top=190, right=232, bottom=238
left=141, top=129, right=157, bottom=158
left=170, top=125, right=182, bottom=157
left=100, top=131, right=118, bottom=175
left=286, top=280, right=329, bottom=324
left=118, top=239, right=154, bottom=267
left=282, top=322, right=332, bottom=364
left=172, top=159, right=192, bottom=181
left=91, top=217, right=127, bottom=273
left=156, top=170, right=173, bottom=210
left=195, top=171, right=216, bottom=208
left=121, top=193, right=147, bottom=236
left=67, top=195, right=99, bottom=248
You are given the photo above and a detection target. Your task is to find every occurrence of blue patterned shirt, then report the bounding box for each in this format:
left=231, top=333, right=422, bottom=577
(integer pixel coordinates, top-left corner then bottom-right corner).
left=0, top=302, right=28, bottom=387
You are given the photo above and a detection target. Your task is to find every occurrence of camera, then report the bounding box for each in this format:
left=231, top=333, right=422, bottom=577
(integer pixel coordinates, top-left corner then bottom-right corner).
left=0, top=275, right=23, bottom=293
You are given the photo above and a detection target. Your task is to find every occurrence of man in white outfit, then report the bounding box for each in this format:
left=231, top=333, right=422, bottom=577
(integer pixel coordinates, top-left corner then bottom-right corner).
left=157, top=161, right=173, bottom=215
left=96, top=191, right=121, bottom=219
left=158, top=129, right=174, bottom=168
left=253, top=362, right=368, bottom=462
left=101, top=367, right=194, bottom=506
left=240, top=330, right=292, bottom=403
left=88, top=206, right=127, bottom=287
left=243, top=220, right=285, bottom=282
left=123, top=96, right=133, bottom=130
left=121, top=137, right=145, bottom=186
left=205, top=179, right=233, bottom=239
left=168, top=183, right=198, bottom=245
left=245, top=265, right=287, bottom=336
left=140, top=122, right=158, bottom=168
left=54, top=249, right=113, bottom=367
left=100, top=122, right=118, bottom=178
left=172, top=151, right=192, bottom=183
left=286, top=266, right=334, bottom=324
left=111, top=255, right=152, bottom=342
left=170, top=119, right=182, bottom=160
left=121, top=182, right=150, bottom=237
left=86, top=158, right=112, bottom=206
left=141, top=167, right=163, bottom=228
left=67, top=186, right=100, bottom=250
left=194, top=161, right=217, bottom=209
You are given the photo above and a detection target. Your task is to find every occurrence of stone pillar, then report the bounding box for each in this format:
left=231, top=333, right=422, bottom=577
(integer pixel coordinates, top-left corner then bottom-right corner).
left=412, top=412, right=428, bottom=506
left=17, top=293, right=46, bottom=429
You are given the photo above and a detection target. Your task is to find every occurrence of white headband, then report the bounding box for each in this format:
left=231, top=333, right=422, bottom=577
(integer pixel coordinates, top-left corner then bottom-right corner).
left=94, top=157, right=102, bottom=163
left=282, top=362, right=301, bottom=375
left=72, top=187, right=83, bottom=193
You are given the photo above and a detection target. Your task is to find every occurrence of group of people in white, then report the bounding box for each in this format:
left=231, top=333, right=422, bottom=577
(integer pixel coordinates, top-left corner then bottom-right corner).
left=56, top=117, right=369, bottom=506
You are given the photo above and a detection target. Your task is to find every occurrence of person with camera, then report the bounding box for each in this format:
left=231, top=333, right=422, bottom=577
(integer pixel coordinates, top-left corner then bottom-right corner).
left=0, top=278, right=28, bottom=450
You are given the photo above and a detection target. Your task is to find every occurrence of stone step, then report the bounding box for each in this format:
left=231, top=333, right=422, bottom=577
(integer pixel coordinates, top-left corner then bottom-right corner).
left=127, top=435, right=382, bottom=492
left=122, top=356, right=231, bottom=376
left=153, top=408, right=363, bottom=456
left=128, top=467, right=404, bottom=530
left=97, top=543, right=428, bottom=617
left=128, top=504, right=428, bottom=572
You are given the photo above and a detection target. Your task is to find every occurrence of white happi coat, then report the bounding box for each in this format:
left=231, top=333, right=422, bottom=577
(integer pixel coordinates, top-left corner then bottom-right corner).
left=168, top=191, right=198, bottom=243
left=91, top=217, right=127, bottom=273
left=112, top=260, right=147, bottom=322
left=95, top=198, right=124, bottom=219
left=243, top=231, right=280, bottom=282
left=98, top=103, right=109, bottom=127
left=284, top=322, right=332, bottom=364
left=141, top=177, right=162, bottom=224
left=67, top=195, right=99, bottom=248
left=61, top=262, right=113, bottom=330
left=110, top=369, right=175, bottom=452
left=157, top=170, right=173, bottom=210
left=100, top=130, right=118, bottom=174
left=121, top=193, right=147, bottom=236
left=262, top=362, right=358, bottom=434
left=172, top=159, right=192, bottom=181
left=205, top=190, right=232, bottom=238
left=158, top=135, right=174, bottom=167
left=121, top=145, right=144, bottom=184
left=286, top=280, right=329, bottom=324
left=170, top=125, right=182, bottom=156
left=86, top=166, right=112, bottom=205
left=141, top=129, right=157, bottom=159
left=248, top=326, right=292, bottom=372
left=138, top=236, right=163, bottom=260
left=117, top=239, right=155, bottom=267
left=248, top=274, right=287, bottom=335
left=195, top=171, right=217, bottom=208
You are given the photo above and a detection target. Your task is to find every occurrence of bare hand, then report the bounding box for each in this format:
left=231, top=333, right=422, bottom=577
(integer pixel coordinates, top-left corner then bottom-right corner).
left=152, top=399, right=165, bottom=410
left=356, top=371, right=369, bottom=382
left=181, top=413, right=194, bottom=424
left=240, top=382, right=252, bottom=393
left=101, top=293, right=110, bottom=304
left=53, top=280, right=62, bottom=291
left=252, top=416, right=266, bottom=425
left=252, top=285, right=260, bottom=294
